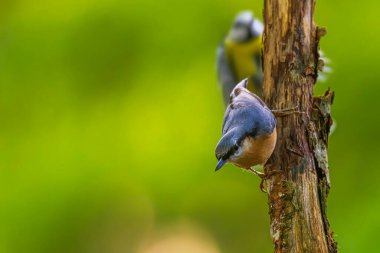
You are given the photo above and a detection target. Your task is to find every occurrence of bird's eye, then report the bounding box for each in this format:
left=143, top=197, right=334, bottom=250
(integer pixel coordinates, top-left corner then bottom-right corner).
left=233, top=145, right=239, bottom=151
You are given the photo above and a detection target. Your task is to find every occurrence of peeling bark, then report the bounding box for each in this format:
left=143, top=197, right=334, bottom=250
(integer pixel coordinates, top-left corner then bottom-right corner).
left=262, top=0, right=337, bottom=252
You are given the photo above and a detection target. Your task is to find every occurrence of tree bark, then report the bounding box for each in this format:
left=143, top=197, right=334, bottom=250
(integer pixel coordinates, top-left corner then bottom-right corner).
left=262, top=0, right=337, bottom=252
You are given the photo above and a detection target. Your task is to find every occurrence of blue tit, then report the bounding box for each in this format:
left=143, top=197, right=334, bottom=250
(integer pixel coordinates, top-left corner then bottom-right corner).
left=215, top=78, right=276, bottom=175
left=217, top=11, right=264, bottom=106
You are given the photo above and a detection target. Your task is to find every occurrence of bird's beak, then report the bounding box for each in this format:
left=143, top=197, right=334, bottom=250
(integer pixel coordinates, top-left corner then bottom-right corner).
left=215, top=159, right=227, bottom=171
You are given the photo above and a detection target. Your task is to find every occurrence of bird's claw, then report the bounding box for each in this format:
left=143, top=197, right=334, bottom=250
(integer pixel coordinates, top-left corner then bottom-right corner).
left=247, top=168, right=267, bottom=192
left=247, top=168, right=265, bottom=178
left=247, top=168, right=283, bottom=193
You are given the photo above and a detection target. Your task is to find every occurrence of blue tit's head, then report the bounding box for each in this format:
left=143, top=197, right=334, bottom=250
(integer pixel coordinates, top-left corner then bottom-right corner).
left=228, top=11, right=264, bottom=42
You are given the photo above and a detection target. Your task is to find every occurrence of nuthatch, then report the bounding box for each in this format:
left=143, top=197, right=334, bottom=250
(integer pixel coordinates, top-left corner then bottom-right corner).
left=215, top=78, right=277, bottom=179
left=217, top=11, right=264, bottom=105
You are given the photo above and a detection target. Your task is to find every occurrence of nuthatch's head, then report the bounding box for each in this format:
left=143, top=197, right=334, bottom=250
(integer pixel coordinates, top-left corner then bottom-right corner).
left=215, top=131, right=248, bottom=171
left=214, top=78, right=277, bottom=171
left=228, top=11, right=264, bottom=42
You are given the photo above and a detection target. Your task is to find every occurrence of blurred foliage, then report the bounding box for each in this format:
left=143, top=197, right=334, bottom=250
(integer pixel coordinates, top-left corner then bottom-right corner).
left=0, top=0, right=379, bottom=252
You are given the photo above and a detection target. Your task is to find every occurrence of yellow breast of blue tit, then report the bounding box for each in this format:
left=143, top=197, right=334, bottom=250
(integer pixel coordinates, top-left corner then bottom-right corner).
left=224, top=35, right=262, bottom=94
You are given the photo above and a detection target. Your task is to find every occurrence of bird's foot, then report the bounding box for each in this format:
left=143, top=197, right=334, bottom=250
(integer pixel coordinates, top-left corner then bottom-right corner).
left=247, top=168, right=267, bottom=192
left=271, top=106, right=305, bottom=117
left=247, top=168, right=283, bottom=193
left=247, top=168, right=265, bottom=178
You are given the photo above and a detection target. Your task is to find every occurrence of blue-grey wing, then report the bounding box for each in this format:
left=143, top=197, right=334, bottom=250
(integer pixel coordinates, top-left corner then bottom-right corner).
left=222, top=101, right=275, bottom=138
left=217, top=45, right=237, bottom=105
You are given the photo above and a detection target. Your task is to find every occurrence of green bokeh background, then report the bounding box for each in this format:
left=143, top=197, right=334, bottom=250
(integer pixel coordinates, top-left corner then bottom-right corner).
left=0, top=0, right=379, bottom=252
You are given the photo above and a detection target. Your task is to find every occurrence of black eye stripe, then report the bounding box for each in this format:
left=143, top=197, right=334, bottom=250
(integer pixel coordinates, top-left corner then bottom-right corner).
left=234, top=23, right=246, bottom=28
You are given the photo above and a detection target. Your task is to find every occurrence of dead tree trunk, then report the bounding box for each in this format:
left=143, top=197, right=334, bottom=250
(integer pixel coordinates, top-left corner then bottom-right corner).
left=262, top=0, right=337, bottom=252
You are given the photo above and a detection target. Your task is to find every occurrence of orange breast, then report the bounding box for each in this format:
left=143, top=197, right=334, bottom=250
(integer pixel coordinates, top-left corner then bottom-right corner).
left=232, top=128, right=277, bottom=168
